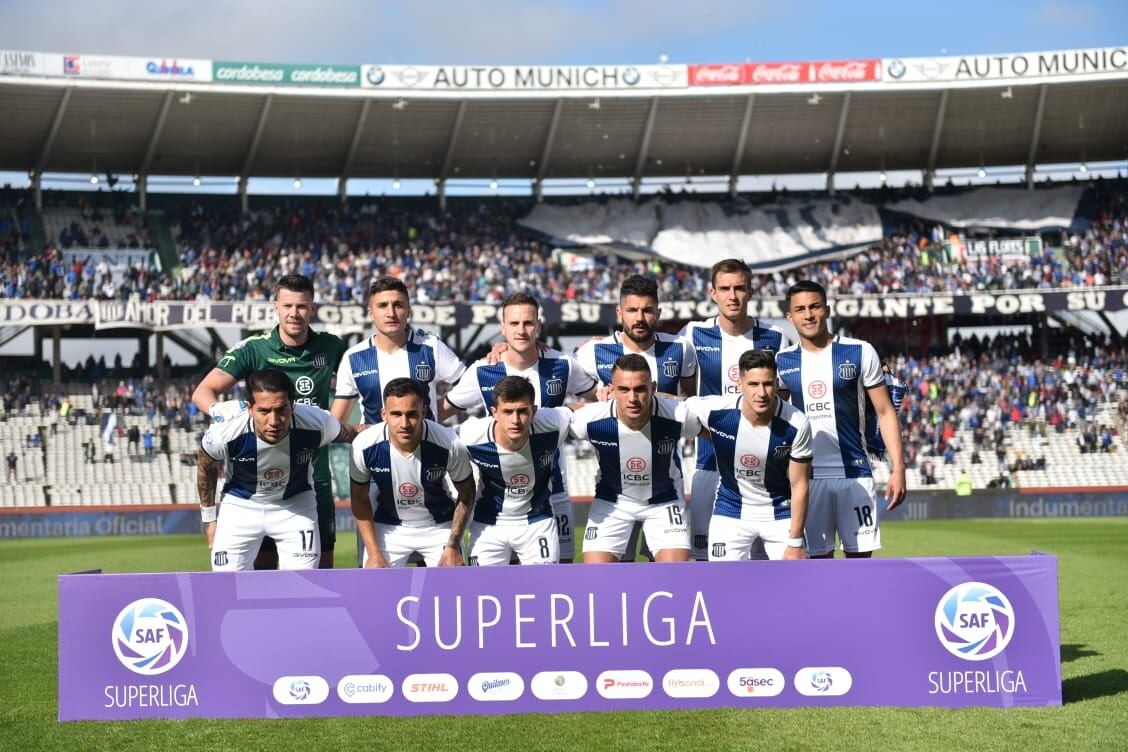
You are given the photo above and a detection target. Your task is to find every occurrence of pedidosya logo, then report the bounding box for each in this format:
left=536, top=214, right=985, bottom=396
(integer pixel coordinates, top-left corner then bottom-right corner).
left=935, top=581, right=1015, bottom=661
left=111, top=598, right=188, bottom=675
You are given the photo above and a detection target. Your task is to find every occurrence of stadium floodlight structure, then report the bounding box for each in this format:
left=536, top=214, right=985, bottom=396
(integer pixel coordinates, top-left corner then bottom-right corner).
left=0, top=46, right=1127, bottom=208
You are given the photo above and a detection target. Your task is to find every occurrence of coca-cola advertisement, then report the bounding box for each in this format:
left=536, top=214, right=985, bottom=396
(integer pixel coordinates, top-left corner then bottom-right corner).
left=687, top=59, right=881, bottom=86
left=687, top=63, right=748, bottom=86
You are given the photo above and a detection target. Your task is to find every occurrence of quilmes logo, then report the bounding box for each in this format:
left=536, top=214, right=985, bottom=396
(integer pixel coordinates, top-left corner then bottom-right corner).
left=935, top=582, right=1015, bottom=661
left=794, top=667, right=852, bottom=696
left=725, top=668, right=785, bottom=698
left=111, top=598, right=189, bottom=676
left=337, top=674, right=393, bottom=704
left=272, top=675, right=329, bottom=705
left=402, top=673, right=458, bottom=702
left=530, top=671, right=588, bottom=700
left=596, top=670, right=653, bottom=699
left=468, top=672, right=525, bottom=702
left=662, top=669, right=720, bottom=699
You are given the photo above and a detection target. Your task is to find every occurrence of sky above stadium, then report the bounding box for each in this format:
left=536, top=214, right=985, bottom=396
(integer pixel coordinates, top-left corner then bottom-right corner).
left=2, top=0, right=1126, bottom=65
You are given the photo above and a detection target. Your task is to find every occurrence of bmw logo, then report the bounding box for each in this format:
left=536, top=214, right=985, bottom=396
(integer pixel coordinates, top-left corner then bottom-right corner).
left=887, top=59, right=906, bottom=79
left=366, top=66, right=385, bottom=86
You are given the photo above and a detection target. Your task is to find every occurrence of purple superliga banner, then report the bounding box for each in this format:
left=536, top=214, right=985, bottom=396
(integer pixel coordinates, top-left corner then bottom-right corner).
left=58, top=556, right=1061, bottom=720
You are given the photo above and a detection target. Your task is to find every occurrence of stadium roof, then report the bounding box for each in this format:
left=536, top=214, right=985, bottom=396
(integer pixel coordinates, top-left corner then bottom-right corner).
left=1, top=46, right=1127, bottom=184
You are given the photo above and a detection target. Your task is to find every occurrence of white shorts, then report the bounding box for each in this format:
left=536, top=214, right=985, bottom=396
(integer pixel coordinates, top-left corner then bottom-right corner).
left=805, top=477, right=881, bottom=555
left=550, top=495, right=575, bottom=560
left=211, top=495, right=320, bottom=572
left=468, top=516, right=558, bottom=566
left=368, top=522, right=452, bottom=568
left=582, top=498, right=689, bottom=558
left=689, top=470, right=719, bottom=560
left=708, top=515, right=794, bottom=561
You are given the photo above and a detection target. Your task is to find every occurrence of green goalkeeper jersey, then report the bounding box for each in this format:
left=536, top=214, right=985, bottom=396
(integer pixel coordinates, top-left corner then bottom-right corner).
left=215, top=326, right=348, bottom=496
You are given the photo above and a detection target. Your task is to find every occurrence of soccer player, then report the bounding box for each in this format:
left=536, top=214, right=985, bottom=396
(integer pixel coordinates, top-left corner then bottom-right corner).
left=575, top=275, right=697, bottom=400
left=776, top=280, right=906, bottom=558
left=197, top=369, right=365, bottom=572
left=570, top=354, right=700, bottom=563
left=444, top=292, right=597, bottom=562
left=679, top=258, right=794, bottom=561
left=192, top=274, right=347, bottom=569
left=332, top=276, right=465, bottom=425
left=459, top=375, right=573, bottom=566
left=685, top=350, right=812, bottom=561
left=349, top=378, right=476, bottom=568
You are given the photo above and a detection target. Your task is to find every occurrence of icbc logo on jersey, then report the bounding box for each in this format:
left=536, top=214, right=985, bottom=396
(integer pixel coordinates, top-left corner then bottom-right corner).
left=624, top=457, right=649, bottom=482
left=740, top=454, right=760, bottom=468
left=728, top=364, right=741, bottom=383
left=808, top=381, right=827, bottom=399
left=399, top=482, right=419, bottom=497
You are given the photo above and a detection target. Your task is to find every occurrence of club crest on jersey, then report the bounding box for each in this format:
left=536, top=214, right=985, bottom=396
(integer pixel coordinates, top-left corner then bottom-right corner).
left=425, top=466, right=445, bottom=483
left=415, top=362, right=433, bottom=381
left=296, top=449, right=316, bottom=465
left=545, top=378, right=564, bottom=397
left=656, top=438, right=676, bottom=456
left=311, top=353, right=328, bottom=369
left=772, top=444, right=791, bottom=461
left=538, top=451, right=554, bottom=468
left=838, top=362, right=858, bottom=380
left=662, top=360, right=680, bottom=379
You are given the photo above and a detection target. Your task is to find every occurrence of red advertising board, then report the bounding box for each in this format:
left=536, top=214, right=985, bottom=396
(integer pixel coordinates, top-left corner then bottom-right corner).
left=689, top=59, right=881, bottom=86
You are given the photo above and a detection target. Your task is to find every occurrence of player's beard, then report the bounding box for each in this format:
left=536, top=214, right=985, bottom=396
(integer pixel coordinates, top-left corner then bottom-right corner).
left=623, top=323, right=655, bottom=345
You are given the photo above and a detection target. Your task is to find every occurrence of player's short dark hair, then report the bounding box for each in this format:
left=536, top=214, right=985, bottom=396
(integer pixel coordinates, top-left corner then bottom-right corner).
left=492, top=375, right=536, bottom=406
left=383, top=377, right=426, bottom=404
left=785, top=280, right=828, bottom=308
left=246, top=369, right=296, bottom=402
left=500, top=292, right=540, bottom=317
left=711, top=258, right=752, bottom=287
left=275, top=274, right=315, bottom=298
left=619, top=275, right=658, bottom=301
left=367, top=276, right=410, bottom=303
left=739, top=349, right=777, bottom=375
left=611, top=353, right=651, bottom=379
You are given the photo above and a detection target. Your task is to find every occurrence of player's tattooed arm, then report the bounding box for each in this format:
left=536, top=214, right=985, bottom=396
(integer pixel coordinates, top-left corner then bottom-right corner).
left=439, top=476, right=477, bottom=566
left=197, top=450, right=219, bottom=548
left=332, top=423, right=370, bottom=444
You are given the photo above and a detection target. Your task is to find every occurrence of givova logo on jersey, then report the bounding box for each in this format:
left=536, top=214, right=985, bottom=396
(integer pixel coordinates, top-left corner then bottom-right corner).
left=111, top=598, right=189, bottom=675
left=935, top=582, right=1015, bottom=660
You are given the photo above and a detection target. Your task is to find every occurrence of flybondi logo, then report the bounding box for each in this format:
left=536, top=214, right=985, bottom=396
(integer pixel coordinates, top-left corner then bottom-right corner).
left=663, top=669, right=720, bottom=698
left=111, top=598, right=188, bottom=676
left=935, top=582, right=1015, bottom=661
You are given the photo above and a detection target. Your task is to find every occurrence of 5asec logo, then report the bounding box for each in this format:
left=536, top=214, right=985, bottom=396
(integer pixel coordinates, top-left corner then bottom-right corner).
left=934, top=582, right=1015, bottom=661
left=111, top=598, right=189, bottom=675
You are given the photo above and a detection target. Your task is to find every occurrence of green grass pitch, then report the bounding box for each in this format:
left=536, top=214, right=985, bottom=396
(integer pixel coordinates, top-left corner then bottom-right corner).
left=1, top=518, right=1125, bottom=751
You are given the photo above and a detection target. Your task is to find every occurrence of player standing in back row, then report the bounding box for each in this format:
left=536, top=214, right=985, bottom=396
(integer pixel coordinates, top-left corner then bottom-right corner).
left=776, top=280, right=905, bottom=558
left=192, top=274, right=347, bottom=569
left=679, top=259, right=793, bottom=561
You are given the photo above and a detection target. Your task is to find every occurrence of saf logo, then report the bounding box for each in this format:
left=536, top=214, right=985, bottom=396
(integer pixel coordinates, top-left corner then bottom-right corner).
left=838, top=362, right=857, bottom=380
left=415, top=362, right=433, bottom=382
left=662, top=360, right=680, bottom=379
left=545, top=378, right=564, bottom=397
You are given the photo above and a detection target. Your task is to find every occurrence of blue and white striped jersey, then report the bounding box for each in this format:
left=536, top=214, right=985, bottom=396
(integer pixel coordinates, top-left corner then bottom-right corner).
left=459, top=408, right=572, bottom=526
left=445, top=348, right=595, bottom=500
left=335, top=329, right=465, bottom=422
left=575, top=332, right=697, bottom=396
left=201, top=403, right=340, bottom=504
left=685, top=395, right=812, bottom=522
left=570, top=397, right=701, bottom=506
left=864, top=370, right=906, bottom=460
left=349, top=420, right=473, bottom=527
left=679, top=317, right=793, bottom=472
left=776, top=335, right=883, bottom=480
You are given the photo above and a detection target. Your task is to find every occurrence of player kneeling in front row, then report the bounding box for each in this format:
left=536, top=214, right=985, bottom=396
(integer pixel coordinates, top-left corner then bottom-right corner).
left=686, top=350, right=812, bottom=560
left=460, top=375, right=573, bottom=565
left=350, top=378, right=476, bottom=568
left=198, top=368, right=366, bottom=572
left=571, top=354, right=701, bottom=563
